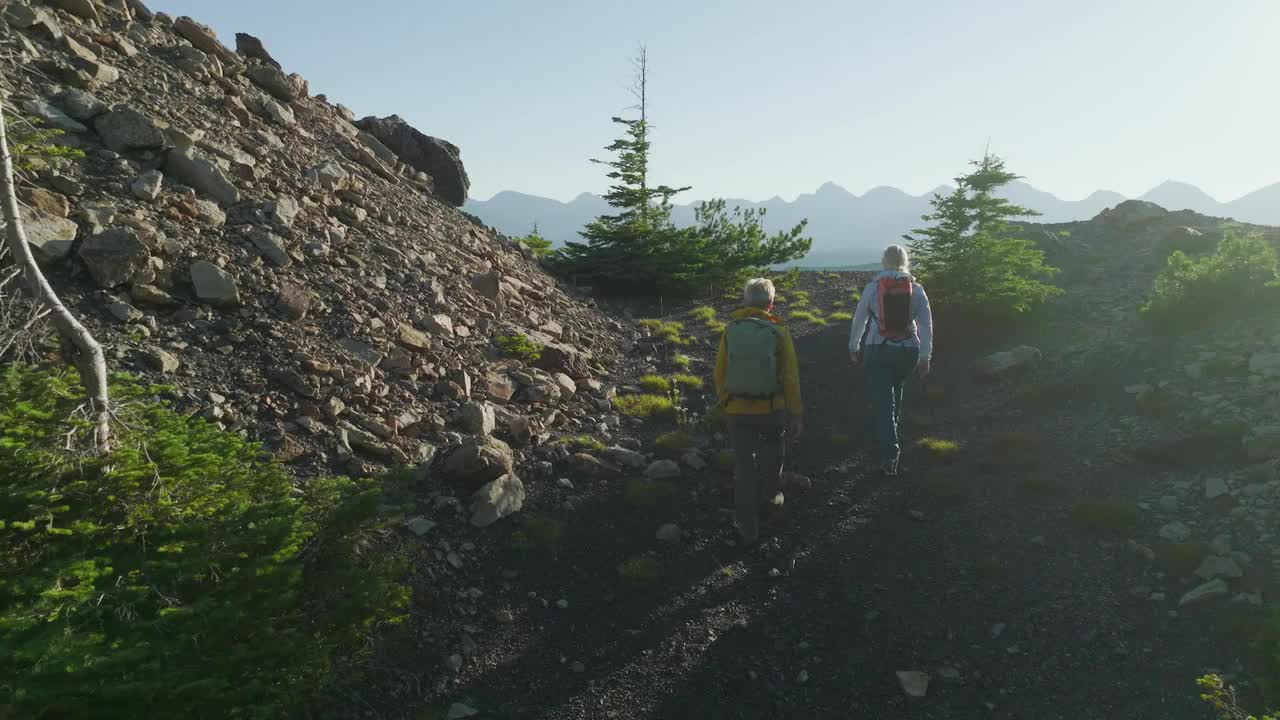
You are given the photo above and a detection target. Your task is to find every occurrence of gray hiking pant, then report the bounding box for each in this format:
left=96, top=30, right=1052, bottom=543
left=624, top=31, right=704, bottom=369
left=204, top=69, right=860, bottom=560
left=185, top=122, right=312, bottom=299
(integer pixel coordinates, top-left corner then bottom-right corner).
left=727, top=412, right=786, bottom=542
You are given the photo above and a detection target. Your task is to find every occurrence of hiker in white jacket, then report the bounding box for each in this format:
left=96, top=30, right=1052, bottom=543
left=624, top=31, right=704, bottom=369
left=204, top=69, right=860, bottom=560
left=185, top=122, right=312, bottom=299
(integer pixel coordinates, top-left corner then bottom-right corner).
left=848, top=245, right=933, bottom=476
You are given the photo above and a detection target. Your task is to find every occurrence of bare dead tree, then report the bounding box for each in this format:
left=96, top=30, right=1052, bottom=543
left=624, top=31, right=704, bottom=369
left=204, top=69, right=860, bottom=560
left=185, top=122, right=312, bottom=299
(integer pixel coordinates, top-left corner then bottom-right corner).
left=0, top=100, right=111, bottom=452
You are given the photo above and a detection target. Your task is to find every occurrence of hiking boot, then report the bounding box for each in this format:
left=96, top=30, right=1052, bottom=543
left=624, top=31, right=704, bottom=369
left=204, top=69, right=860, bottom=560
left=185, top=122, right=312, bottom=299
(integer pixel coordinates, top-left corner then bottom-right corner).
left=879, top=459, right=899, bottom=477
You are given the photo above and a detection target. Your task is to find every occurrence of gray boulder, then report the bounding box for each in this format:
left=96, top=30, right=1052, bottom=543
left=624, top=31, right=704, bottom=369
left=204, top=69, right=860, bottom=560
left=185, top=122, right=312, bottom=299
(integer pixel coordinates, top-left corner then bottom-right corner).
left=470, top=473, right=525, bottom=528
left=131, top=170, right=163, bottom=201
left=190, top=260, right=239, bottom=306
left=55, top=88, right=108, bottom=121
left=974, top=346, right=1042, bottom=380
left=247, top=64, right=307, bottom=102
left=78, top=228, right=151, bottom=288
left=94, top=107, right=166, bottom=152
left=356, top=114, right=470, bottom=206
left=166, top=146, right=239, bottom=205
left=235, top=32, right=281, bottom=68
left=173, top=16, right=239, bottom=66
left=442, top=436, right=514, bottom=493
left=21, top=207, right=78, bottom=263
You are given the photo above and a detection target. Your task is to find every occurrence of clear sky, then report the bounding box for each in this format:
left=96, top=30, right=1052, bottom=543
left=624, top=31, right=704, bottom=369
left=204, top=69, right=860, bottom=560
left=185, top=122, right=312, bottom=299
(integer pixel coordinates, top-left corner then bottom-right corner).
left=153, top=0, right=1278, bottom=204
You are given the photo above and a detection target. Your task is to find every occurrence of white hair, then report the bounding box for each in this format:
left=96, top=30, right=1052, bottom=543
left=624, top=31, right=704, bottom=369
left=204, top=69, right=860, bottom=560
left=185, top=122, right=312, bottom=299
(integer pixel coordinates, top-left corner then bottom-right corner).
left=742, top=278, right=776, bottom=308
left=882, top=245, right=910, bottom=272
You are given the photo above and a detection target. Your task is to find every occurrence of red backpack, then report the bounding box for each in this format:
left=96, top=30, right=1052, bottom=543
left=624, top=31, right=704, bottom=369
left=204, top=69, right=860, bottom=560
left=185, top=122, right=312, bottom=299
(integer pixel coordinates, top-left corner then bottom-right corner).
left=875, top=275, right=914, bottom=340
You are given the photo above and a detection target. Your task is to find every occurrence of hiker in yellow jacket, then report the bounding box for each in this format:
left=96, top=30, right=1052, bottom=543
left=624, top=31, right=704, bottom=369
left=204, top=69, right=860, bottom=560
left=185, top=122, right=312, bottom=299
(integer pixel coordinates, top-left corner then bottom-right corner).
left=714, top=278, right=804, bottom=544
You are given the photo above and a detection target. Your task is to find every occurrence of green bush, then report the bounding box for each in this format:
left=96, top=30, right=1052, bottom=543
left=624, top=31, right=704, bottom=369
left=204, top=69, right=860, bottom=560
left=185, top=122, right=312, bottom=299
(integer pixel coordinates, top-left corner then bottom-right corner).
left=1142, top=231, right=1280, bottom=332
left=496, top=333, right=544, bottom=363
left=638, top=374, right=672, bottom=393
left=614, top=393, right=676, bottom=418
left=517, top=224, right=554, bottom=258
left=0, top=365, right=408, bottom=719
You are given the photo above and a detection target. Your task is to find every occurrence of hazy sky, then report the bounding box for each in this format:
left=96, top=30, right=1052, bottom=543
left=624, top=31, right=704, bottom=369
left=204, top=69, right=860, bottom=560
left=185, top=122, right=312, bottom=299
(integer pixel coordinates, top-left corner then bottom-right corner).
left=153, top=0, right=1278, bottom=204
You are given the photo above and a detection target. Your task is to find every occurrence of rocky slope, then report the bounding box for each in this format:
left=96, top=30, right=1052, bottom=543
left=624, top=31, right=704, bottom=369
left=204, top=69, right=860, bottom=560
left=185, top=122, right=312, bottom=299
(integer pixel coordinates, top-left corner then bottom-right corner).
left=0, top=0, right=657, bottom=524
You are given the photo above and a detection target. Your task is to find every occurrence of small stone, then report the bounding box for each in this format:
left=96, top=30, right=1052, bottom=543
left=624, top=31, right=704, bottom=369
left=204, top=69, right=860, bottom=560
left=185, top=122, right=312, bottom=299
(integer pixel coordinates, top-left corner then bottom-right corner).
left=656, top=523, right=682, bottom=543
left=1205, top=477, right=1230, bottom=500
left=1195, top=556, right=1244, bottom=581
left=1179, top=579, right=1230, bottom=607
left=249, top=229, right=291, bottom=267
left=406, top=517, right=436, bottom=536
left=105, top=297, right=143, bottom=323
left=190, top=260, right=239, bottom=306
left=644, top=459, right=681, bottom=480
left=1158, top=521, right=1192, bottom=543
left=131, top=170, right=164, bottom=201
left=143, top=347, right=180, bottom=373
left=896, top=670, right=930, bottom=698
left=446, top=703, right=479, bottom=720
left=494, top=609, right=515, bottom=624
left=796, top=669, right=809, bottom=684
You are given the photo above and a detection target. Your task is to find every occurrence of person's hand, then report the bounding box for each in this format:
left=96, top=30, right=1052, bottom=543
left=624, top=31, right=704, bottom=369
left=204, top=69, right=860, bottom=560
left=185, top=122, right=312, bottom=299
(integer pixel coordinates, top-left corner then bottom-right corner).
left=918, top=360, right=931, bottom=379
left=789, top=414, right=805, bottom=439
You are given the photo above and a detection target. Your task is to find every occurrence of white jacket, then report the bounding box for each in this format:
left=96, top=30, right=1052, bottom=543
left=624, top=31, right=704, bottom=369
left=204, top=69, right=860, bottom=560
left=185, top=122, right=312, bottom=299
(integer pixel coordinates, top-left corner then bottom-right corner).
left=847, top=271, right=933, bottom=362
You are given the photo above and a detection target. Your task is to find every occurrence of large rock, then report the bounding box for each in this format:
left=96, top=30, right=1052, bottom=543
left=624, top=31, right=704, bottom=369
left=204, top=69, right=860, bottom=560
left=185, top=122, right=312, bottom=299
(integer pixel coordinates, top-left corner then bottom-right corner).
left=470, top=473, right=525, bottom=528
left=190, top=260, right=239, bottom=306
left=21, top=98, right=85, bottom=134
left=47, top=0, right=100, bottom=21
left=460, top=401, right=496, bottom=436
left=606, top=446, right=647, bottom=469
left=78, top=228, right=151, bottom=288
left=397, top=323, right=432, bottom=352
left=974, top=346, right=1042, bottom=379
left=247, top=63, right=307, bottom=102
left=235, top=33, right=281, bottom=68
left=21, top=207, right=78, bottom=263
left=442, top=436, right=514, bottom=493
left=644, top=459, right=682, bottom=480
left=55, top=88, right=108, bottom=121
left=355, top=114, right=470, bottom=206
left=173, top=16, right=239, bottom=67
left=166, top=146, right=239, bottom=205
left=130, top=170, right=164, bottom=201
left=94, top=107, right=166, bottom=153
left=535, top=339, right=592, bottom=380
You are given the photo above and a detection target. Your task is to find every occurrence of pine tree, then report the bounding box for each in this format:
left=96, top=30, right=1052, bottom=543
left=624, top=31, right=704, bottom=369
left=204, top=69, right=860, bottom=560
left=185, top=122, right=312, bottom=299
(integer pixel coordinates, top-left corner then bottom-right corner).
left=553, top=48, right=813, bottom=295
left=553, top=46, right=690, bottom=291
left=905, top=151, right=1062, bottom=317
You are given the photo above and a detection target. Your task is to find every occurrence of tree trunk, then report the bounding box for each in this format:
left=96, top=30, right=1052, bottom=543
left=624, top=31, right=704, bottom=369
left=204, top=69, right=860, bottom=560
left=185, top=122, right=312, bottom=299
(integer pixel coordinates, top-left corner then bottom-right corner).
left=0, top=103, right=111, bottom=452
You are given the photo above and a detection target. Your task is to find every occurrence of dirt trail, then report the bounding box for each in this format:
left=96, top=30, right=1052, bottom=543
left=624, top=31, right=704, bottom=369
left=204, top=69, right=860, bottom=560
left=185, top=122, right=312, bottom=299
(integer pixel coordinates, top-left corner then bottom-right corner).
left=448, top=308, right=1224, bottom=719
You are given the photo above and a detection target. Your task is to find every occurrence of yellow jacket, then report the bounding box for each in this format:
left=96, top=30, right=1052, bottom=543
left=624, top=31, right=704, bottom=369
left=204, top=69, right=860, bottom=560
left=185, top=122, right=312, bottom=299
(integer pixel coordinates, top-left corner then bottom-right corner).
left=714, top=307, right=803, bottom=416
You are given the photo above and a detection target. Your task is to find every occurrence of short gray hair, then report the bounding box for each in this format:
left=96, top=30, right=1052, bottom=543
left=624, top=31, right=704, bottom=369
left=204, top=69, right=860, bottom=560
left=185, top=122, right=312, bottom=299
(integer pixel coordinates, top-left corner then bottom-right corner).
left=742, top=278, right=776, bottom=308
left=882, top=245, right=910, bottom=272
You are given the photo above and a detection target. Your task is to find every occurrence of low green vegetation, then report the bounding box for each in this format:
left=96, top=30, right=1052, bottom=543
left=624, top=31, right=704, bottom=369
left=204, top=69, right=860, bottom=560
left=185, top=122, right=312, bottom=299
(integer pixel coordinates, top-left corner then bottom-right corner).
left=706, top=319, right=727, bottom=334
left=496, top=333, right=544, bottom=362
left=672, top=353, right=692, bottom=370
left=1142, top=231, right=1280, bottom=333
left=0, top=366, right=408, bottom=719
left=510, top=515, right=562, bottom=559
left=617, top=557, right=660, bottom=588
left=614, top=393, right=676, bottom=418
left=561, top=435, right=606, bottom=452
left=699, top=406, right=728, bottom=433
left=1199, top=673, right=1278, bottom=720
left=625, top=479, right=676, bottom=511
left=1070, top=500, right=1139, bottom=533
left=789, top=290, right=811, bottom=309
left=638, top=319, right=689, bottom=345
left=638, top=374, right=672, bottom=393
left=672, top=373, right=704, bottom=390
left=716, top=449, right=736, bottom=473
left=789, top=310, right=827, bottom=325
left=916, top=436, right=962, bottom=462
left=5, top=114, right=86, bottom=173
left=829, top=311, right=853, bottom=322
left=655, top=430, right=694, bottom=455
left=690, top=306, right=717, bottom=322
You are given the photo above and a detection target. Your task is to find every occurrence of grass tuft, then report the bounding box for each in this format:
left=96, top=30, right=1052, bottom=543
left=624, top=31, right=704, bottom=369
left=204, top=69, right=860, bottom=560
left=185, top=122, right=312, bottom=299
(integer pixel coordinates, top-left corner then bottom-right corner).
left=672, top=373, right=704, bottom=390
left=916, top=436, right=962, bottom=462
left=829, top=311, right=853, bottom=321
left=637, top=374, right=672, bottom=393
left=789, top=310, right=826, bottom=325
left=614, top=394, right=676, bottom=418
left=690, top=306, right=717, bottom=322
left=655, top=430, right=694, bottom=455
left=672, top=353, right=692, bottom=370
left=561, top=435, right=605, bottom=452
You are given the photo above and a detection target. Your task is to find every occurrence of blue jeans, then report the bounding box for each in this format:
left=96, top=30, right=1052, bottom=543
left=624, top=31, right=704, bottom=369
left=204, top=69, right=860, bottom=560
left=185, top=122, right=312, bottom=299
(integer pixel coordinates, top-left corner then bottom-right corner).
left=864, top=344, right=920, bottom=466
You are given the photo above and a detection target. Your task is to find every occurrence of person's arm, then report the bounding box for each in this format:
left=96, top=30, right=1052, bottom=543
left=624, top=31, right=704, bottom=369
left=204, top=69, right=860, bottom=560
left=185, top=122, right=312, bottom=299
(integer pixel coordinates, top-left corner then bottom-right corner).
left=714, top=331, right=729, bottom=406
left=777, top=327, right=804, bottom=435
left=916, top=284, right=933, bottom=373
left=848, top=286, right=872, bottom=358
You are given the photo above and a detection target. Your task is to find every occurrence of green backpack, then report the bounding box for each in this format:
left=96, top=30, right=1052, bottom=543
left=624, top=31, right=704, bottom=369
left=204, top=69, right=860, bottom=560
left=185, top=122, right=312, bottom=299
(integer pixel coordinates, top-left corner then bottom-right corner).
left=723, top=317, right=781, bottom=398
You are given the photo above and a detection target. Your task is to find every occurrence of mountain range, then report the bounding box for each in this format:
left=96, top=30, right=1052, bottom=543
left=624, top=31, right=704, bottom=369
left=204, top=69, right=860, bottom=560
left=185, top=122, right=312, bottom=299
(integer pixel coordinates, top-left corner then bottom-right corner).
left=464, top=180, right=1280, bottom=266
